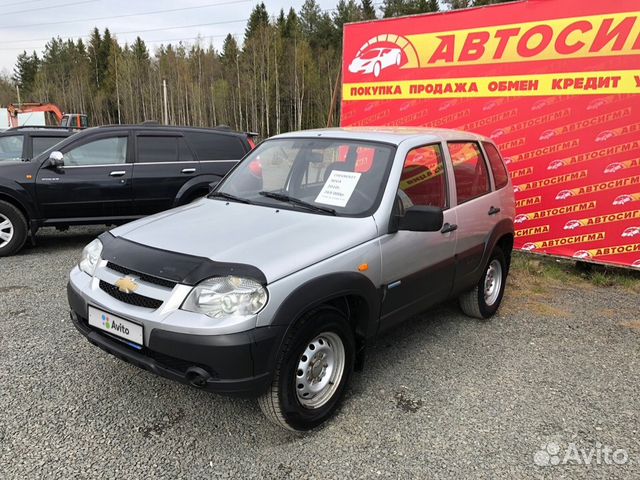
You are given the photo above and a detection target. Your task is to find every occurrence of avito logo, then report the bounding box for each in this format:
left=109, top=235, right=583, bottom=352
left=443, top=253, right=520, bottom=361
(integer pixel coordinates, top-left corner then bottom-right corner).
left=101, top=313, right=130, bottom=335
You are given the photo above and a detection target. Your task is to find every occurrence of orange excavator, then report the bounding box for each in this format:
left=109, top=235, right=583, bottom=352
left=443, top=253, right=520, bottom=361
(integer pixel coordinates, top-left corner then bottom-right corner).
left=7, top=103, right=88, bottom=129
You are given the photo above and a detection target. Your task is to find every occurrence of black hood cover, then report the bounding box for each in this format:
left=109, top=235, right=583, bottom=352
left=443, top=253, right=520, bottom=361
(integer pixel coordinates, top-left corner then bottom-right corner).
left=99, top=232, right=267, bottom=286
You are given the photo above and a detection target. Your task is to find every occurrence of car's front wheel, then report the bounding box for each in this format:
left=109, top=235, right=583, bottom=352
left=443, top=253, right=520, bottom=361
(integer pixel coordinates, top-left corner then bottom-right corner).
left=0, top=201, right=28, bottom=257
left=373, top=62, right=381, bottom=78
left=258, top=309, right=355, bottom=431
left=459, top=246, right=508, bottom=319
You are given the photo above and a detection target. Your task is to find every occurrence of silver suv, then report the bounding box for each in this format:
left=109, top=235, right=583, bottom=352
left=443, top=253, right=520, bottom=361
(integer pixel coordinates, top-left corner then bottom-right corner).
left=68, top=128, right=515, bottom=431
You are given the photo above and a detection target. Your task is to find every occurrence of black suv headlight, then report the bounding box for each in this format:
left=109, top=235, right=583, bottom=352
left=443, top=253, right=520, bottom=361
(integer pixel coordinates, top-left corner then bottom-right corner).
left=182, top=276, right=268, bottom=319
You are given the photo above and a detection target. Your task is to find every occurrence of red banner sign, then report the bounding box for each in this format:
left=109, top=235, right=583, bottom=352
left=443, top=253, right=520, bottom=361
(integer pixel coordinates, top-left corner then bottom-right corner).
left=341, top=0, right=640, bottom=269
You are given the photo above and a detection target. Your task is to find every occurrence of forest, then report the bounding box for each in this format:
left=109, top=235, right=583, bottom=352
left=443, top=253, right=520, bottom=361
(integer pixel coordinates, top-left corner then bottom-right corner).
left=3, top=0, right=513, bottom=136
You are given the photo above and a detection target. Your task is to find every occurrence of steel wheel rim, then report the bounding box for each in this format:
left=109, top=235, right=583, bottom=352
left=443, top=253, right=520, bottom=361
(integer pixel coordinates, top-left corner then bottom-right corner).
left=484, top=259, right=503, bottom=306
left=295, top=332, right=345, bottom=409
left=0, top=214, right=14, bottom=248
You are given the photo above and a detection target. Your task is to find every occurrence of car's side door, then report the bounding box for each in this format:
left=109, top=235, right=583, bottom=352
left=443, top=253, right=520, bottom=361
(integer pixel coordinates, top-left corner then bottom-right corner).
left=131, top=131, right=199, bottom=215
left=379, top=143, right=458, bottom=330
left=447, top=141, right=500, bottom=292
left=35, top=132, right=133, bottom=220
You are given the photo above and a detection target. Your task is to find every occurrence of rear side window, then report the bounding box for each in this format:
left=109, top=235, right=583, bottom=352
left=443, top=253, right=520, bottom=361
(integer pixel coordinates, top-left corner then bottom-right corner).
left=483, top=142, right=509, bottom=189
left=399, top=144, right=447, bottom=209
left=448, top=142, right=490, bottom=204
left=185, top=132, right=246, bottom=160
left=33, top=136, right=65, bottom=157
left=137, top=136, right=179, bottom=163
left=0, top=135, right=24, bottom=161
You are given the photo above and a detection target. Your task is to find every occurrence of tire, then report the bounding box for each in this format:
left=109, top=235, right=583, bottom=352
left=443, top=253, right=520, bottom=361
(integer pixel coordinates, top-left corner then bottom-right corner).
left=459, top=246, right=508, bottom=319
left=258, top=308, right=355, bottom=431
left=0, top=201, right=28, bottom=257
left=373, top=62, right=381, bottom=78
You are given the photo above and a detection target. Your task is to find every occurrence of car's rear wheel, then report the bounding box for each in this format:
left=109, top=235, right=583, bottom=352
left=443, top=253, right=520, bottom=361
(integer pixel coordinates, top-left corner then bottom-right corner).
left=0, top=201, right=28, bottom=257
left=459, top=246, right=508, bottom=319
left=258, top=309, right=355, bottom=431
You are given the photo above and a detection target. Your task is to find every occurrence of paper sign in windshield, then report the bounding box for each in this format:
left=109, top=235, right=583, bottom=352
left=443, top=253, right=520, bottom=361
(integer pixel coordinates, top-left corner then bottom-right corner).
left=315, top=170, right=362, bottom=207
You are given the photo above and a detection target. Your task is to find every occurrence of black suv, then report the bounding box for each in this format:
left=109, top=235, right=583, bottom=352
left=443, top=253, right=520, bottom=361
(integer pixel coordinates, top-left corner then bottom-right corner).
left=0, top=126, right=73, bottom=162
left=0, top=125, right=253, bottom=256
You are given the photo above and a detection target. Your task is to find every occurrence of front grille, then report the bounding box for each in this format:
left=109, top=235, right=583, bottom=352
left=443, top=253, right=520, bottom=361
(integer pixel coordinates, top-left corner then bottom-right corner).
left=106, top=262, right=177, bottom=289
left=99, top=280, right=163, bottom=310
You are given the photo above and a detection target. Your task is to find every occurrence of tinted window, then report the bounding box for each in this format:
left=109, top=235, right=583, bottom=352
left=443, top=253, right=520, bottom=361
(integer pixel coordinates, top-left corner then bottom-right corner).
left=483, top=142, right=509, bottom=189
left=398, top=144, right=447, bottom=210
left=185, top=131, right=245, bottom=160
left=64, top=136, right=128, bottom=166
left=33, top=136, right=65, bottom=157
left=448, top=142, right=490, bottom=204
left=137, top=136, right=179, bottom=163
left=179, top=137, right=194, bottom=161
left=0, top=135, right=24, bottom=161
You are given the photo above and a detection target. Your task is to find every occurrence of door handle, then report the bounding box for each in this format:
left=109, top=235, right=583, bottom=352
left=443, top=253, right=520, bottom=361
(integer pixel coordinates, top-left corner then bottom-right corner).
left=488, top=206, right=501, bottom=215
left=109, top=171, right=126, bottom=177
left=181, top=168, right=196, bottom=174
left=441, top=223, right=458, bottom=234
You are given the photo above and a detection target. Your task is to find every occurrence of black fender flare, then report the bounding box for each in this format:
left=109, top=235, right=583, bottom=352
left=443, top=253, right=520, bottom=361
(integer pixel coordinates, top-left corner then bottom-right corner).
left=480, top=218, right=515, bottom=273
left=172, top=174, right=222, bottom=207
left=0, top=181, right=38, bottom=220
left=262, top=272, right=381, bottom=373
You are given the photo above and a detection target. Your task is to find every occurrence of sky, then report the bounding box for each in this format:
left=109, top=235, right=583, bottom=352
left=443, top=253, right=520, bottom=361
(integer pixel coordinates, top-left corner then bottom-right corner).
left=0, top=0, right=343, bottom=75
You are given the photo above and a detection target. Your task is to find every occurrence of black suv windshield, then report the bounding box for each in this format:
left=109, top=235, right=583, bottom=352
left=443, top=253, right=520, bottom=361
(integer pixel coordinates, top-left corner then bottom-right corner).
left=215, top=138, right=395, bottom=216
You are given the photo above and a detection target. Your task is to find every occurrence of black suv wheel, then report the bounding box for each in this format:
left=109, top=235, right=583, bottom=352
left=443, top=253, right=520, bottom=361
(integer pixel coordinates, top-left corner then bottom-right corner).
left=0, top=201, right=28, bottom=257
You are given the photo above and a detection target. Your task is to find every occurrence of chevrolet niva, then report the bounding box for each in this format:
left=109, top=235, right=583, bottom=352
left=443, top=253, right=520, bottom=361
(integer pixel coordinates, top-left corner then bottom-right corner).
left=68, top=128, right=515, bottom=431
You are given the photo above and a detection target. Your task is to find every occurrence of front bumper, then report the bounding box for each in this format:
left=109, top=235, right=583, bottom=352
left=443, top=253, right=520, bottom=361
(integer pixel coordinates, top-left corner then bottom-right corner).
left=68, top=281, right=284, bottom=396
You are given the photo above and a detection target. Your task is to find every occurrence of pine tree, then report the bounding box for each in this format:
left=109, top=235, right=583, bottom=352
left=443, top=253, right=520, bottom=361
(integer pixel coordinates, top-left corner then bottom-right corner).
left=382, top=0, right=409, bottom=17
left=361, top=0, right=377, bottom=19
left=244, top=3, right=269, bottom=43
left=13, top=51, right=39, bottom=96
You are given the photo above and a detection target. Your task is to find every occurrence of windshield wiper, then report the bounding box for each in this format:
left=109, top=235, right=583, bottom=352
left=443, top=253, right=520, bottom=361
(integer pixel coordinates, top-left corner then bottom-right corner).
left=259, top=191, right=337, bottom=215
left=208, top=191, right=252, bottom=204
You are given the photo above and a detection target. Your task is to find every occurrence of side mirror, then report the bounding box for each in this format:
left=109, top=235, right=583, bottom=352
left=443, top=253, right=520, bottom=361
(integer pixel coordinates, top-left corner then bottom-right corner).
left=208, top=180, right=220, bottom=194
left=47, top=151, right=64, bottom=169
left=398, top=206, right=444, bottom=232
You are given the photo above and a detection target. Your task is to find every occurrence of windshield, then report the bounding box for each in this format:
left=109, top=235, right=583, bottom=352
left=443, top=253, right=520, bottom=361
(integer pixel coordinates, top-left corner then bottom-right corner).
left=0, top=135, right=24, bottom=161
left=360, top=49, right=381, bottom=60
left=214, top=138, right=396, bottom=216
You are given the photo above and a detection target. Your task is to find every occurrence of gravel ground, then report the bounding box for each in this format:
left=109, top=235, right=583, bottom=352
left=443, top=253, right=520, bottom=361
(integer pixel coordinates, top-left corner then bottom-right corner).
left=1, top=226, right=639, bottom=479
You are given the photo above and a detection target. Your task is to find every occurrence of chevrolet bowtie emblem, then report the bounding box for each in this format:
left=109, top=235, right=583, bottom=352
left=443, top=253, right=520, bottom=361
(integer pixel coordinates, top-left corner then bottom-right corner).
left=114, top=276, right=139, bottom=294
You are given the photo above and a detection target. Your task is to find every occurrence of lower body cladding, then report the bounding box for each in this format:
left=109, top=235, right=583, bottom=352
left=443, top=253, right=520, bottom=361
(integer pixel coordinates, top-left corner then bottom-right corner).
left=67, top=281, right=284, bottom=396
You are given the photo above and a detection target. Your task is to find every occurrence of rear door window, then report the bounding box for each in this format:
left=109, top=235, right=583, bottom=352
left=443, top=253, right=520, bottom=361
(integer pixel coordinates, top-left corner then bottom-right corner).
left=482, top=142, right=509, bottom=189
left=448, top=142, right=491, bottom=204
left=136, top=136, right=179, bottom=163
left=184, top=131, right=246, bottom=160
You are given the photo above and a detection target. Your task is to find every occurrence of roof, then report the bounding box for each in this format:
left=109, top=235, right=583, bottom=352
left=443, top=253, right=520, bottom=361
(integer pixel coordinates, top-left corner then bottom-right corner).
left=1, top=126, right=75, bottom=134
left=94, top=124, right=248, bottom=137
left=270, top=127, right=489, bottom=146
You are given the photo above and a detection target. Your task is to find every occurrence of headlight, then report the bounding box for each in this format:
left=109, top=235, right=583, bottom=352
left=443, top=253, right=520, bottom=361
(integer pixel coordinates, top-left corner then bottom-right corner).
left=79, top=238, right=103, bottom=276
left=182, top=276, right=268, bottom=319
